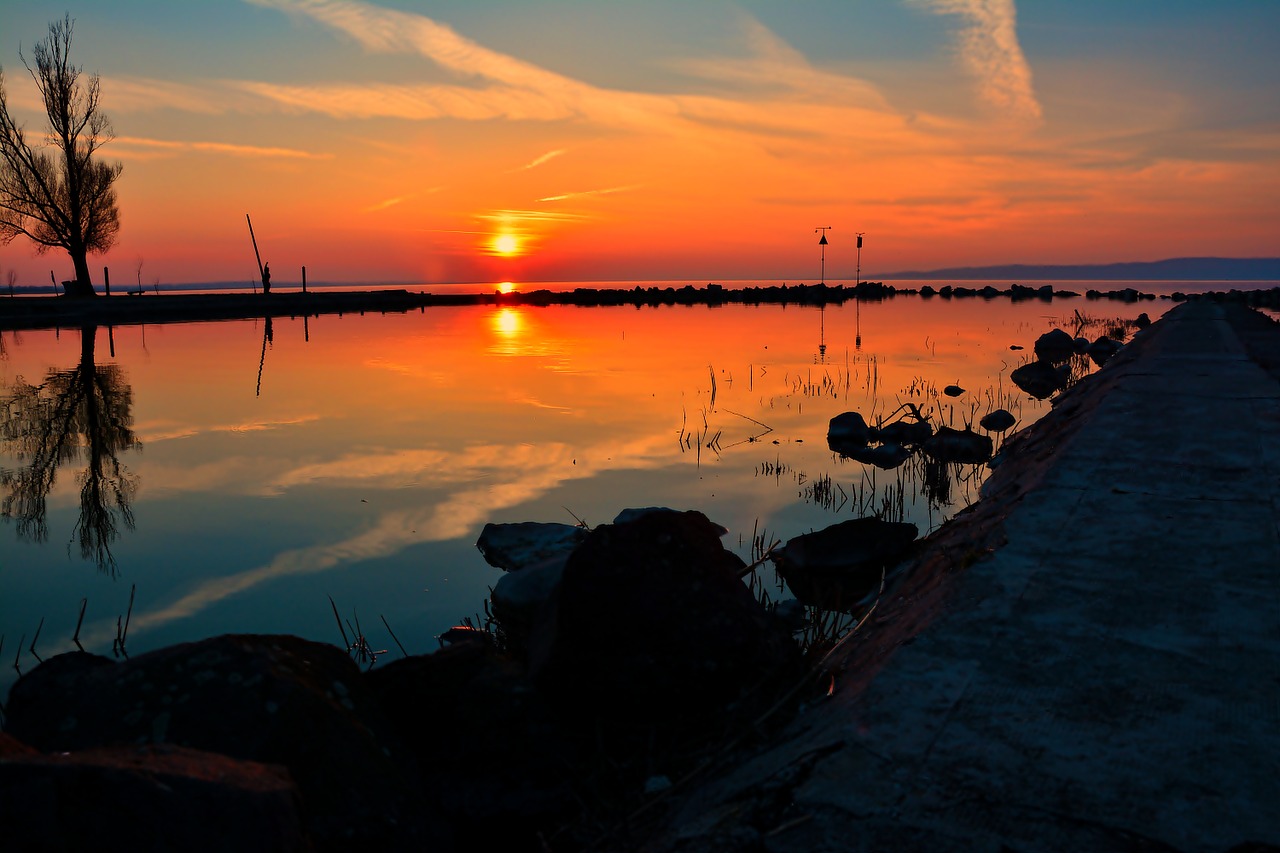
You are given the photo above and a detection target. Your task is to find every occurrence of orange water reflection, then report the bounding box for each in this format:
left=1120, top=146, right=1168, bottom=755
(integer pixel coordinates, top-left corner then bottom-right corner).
left=0, top=297, right=1169, bottom=681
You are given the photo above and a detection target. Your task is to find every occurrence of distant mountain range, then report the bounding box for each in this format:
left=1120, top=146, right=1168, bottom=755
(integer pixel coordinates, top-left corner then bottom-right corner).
left=883, top=257, right=1280, bottom=281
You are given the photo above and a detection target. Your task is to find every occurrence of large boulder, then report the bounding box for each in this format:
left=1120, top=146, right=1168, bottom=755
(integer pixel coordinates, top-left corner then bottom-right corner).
left=4, top=635, right=441, bottom=851
left=773, top=517, right=918, bottom=609
left=539, top=510, right=800, bottom=723
left=366, top=643, right=578, bottom=844
left=1033, top=327, right=1076, bottom=362
left=0, top=744, right=308, bottom=852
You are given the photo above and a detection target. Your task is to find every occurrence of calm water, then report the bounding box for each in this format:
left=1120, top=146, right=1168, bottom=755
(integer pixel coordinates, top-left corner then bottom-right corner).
left=0, top=291, right=1174, bottom=693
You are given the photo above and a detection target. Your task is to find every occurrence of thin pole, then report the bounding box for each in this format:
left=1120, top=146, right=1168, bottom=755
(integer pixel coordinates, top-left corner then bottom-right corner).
left=814, top=226, right=832, bottom=285
left=246, top=214, right=265, bottom=281
left=855, top=232, right=865, bottom=287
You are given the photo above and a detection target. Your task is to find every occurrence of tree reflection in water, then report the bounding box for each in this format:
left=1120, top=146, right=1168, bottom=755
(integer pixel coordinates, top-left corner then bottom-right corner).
left=1, top=325, right=140, bottom=575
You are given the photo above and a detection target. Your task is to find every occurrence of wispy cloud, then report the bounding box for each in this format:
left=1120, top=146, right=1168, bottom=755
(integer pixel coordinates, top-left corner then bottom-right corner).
left=114, top=136, right=331, bottom=160
left=909, top=0, right=1042, bottom=122
left=539, top=184, right=642, bottom=203
left=514, top=148, right=568, bottom=172
left=362, top=194, right=410, bottom=213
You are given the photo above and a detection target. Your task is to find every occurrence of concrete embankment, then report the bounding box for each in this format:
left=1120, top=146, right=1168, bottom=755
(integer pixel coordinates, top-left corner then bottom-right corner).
left=646, top=300, right=1280, bottom=852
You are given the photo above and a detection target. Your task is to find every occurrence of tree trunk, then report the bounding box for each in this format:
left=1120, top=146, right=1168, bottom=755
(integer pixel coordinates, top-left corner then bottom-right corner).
left=65, top=249, right=97, bottom=298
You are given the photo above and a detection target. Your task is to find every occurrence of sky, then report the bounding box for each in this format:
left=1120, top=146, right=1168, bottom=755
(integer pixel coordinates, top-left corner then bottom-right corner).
left=0, top=0, right=1277, bottom=285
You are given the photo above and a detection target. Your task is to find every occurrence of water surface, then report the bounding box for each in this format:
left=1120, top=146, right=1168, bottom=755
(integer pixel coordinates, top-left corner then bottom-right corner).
left=1, top=294, right=1166, bottom=693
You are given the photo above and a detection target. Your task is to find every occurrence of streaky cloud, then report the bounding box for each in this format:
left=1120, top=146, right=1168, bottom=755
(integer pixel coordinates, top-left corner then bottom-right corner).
left=908, top=0, right=1042, bottom=122
left=114, top=135, right=331, bottom=160
left=539, top=184, right=642, bottom=203
left=516, top=148, right=568, bottom=172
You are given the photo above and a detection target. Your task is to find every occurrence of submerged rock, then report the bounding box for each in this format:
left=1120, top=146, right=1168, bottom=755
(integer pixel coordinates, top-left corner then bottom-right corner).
left=1033, top=327, right=1076, bottom=363
left=923, top=426, right=994, bottom=464
left=943, top=384, right=965, bottom=397
left=773, top=517, right=918, bottom=609
left=1011, top=359, right=1070, bottom=399
left=873, top=418, right=933, bottom=446
left=843, top=442, right=912, bottom=469
left=1087, top=335, right=1123, bottom=366
left=827, top=411, right=871, bottom=450
left=476, top=521, right=587, bottom=572
left=979, top=409, right=1017, bottom=432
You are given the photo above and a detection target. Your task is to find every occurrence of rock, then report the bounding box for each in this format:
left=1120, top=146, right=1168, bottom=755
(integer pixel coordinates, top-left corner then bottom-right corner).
left=0, top=732, right=35, bottom=756
left=773, top=517, right=918, bottom=609
left=1010, top=344, right=1024, bottom=351
left=979, top=409, right=1017, bottom=432
left=1135, top=312, right=1152, bottom=328
left=4, top=635, right=440, bottom=851
left=1011, top=359, right=1069, bottom=399
left=0, top=744, right=308, bottom=852
left=1087, top=335, right=1124, bottom=366
left=827, top=411, right=870, bottom=450
left=873, top=418, right=933, bottom=446
left=1073, top=336, right=1091, bottom=354
left=1033, top=328, right=1076, bottom=362
left=476, top=521, right=587, bottom=572
left=540, top=510, right=800, bottom=723
left=923, top=426, right=994, bottom=464
left=842, top=442, right=911, bottom=469
left=365, top=644, right=578, bottom=840
left=943, top=384, right=965, bottom=397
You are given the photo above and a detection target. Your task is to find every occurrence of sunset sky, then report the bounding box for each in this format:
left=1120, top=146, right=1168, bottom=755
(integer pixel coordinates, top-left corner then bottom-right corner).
left=1, top=1, right=1277, bottom=285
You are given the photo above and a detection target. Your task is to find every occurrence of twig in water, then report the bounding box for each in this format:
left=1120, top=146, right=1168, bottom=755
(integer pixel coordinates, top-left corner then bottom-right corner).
left=72, top=598, right=87, bottom=651
left=380, top=614, right=409, bottom=658
left=113, top=585, right=136, bottom=659
left=328, top=595, right=350, bottom=649
left=29, top=617, right=44, bottom=664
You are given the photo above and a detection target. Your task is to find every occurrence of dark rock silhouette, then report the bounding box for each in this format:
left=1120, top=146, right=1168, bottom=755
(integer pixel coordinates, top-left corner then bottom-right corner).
left=539, top=509, right=800, bottom=724
left=0, top=743, right=308, bottom=852
left=1033, top=328, right=1076, bottom=362
left=773, top=517, right=918, bottom=609
left=4, top=636, right=441, bottom=851
left=1011, top=359, right=1070, bottom=399
left=1087, top=335, right=1124, bottom=366
left=923, top=426, right=994, bottom=464
left=980, top=409, right=1017, bottom=432
left=827, top=411, right=871, bottom=450
left=943, top=384, right=965, bottom=397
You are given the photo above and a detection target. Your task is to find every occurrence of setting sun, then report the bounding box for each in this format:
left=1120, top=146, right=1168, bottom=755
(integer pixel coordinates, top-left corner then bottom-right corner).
left=492, top=234, right=520, bottom=257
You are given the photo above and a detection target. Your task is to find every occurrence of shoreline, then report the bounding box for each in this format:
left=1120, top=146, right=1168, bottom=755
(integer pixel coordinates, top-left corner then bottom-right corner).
left=2, top=281, right=1279, bottom=332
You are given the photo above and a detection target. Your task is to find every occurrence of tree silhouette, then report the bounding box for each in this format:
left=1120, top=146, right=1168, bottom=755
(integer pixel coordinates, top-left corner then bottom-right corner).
left=1, top=325, right=139, bottom=575
left=0, top=15, right=123, bottom=298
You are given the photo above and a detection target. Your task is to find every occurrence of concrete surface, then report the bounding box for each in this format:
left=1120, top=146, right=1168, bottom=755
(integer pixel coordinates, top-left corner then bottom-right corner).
left=647, top=301, right=1280, bottom=853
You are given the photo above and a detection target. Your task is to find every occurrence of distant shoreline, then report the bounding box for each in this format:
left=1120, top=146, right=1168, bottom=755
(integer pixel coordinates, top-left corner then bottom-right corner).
left=3, top=280, right=1279, bottom=332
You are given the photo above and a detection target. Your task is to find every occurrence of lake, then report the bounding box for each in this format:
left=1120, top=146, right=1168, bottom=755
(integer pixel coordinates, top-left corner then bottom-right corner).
left=0, top=285, right=1196, bottom=694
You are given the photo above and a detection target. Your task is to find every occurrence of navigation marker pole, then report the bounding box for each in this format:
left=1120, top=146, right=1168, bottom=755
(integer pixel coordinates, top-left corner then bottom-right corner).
left=815, top=226, right=832, bottom=285
left=855, top=233, right=865, bottom=350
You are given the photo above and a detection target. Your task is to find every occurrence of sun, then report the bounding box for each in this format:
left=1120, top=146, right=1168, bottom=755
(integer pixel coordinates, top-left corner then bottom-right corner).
left=492, top=233, right=520, bottom=256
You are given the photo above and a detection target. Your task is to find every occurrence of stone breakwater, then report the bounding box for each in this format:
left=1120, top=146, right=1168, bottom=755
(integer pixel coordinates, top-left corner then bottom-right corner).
left=3, top=281, right=1279, bottom=331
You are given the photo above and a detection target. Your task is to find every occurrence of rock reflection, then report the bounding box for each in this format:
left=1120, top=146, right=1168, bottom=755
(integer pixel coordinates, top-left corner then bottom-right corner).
left=1, top=325, right=140, bottom=575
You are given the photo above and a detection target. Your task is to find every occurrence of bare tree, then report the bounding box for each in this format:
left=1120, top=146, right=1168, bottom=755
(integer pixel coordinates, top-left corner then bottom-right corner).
left=0, top=15, right=122, bottom=298
left=1, top=325, right=139, bottom=574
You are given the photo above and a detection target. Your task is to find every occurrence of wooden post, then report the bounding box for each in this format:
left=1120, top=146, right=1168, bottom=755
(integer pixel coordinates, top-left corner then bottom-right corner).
left=302, top=265, right=307, bottom=293
left=104, top=266, right=110, bottom=296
